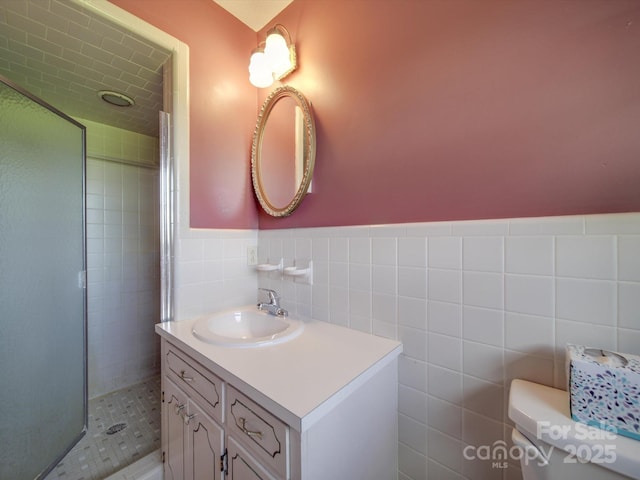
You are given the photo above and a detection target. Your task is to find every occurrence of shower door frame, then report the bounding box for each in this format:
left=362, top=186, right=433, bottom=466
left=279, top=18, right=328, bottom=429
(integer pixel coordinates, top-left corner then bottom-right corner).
left=0, top=74, right=88, bottom=480
left=160, top=110, right=174, bottom=322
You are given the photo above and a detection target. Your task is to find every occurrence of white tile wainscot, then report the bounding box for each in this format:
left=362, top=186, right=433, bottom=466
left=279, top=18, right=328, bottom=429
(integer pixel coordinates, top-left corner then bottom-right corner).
left=257, top=212, right=640, bottom=480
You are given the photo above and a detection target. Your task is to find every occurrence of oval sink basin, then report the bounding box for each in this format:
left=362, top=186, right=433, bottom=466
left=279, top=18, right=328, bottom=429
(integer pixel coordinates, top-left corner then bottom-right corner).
left=192, top=308, right=304, bottom=347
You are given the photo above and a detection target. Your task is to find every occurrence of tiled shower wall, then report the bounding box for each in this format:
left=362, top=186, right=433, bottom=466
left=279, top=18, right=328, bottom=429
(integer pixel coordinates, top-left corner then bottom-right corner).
left=84, top=117, right=161, bottom=398
left=257, top=212, right=640, bottom=480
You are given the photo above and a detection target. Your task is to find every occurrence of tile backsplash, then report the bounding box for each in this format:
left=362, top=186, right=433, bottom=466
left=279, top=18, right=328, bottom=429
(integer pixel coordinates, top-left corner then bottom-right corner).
left=256, top=212, right=640, bottom=480
left=174, top=229, right=258, bottom=320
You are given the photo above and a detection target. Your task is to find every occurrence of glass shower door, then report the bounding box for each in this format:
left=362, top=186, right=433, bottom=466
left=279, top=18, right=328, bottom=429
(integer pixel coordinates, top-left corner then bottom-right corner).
left=0, top=77, right=87, bottom=479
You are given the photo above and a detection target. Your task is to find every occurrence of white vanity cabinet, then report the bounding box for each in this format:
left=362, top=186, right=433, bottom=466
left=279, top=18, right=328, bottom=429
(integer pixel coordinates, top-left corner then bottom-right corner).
left=157, top=315, right=402, bottom=480
left=162, top=341, right=288, bottom=480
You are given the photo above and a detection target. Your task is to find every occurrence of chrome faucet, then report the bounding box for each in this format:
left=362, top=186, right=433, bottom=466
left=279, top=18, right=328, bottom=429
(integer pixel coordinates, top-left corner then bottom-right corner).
left=257, top=288, right=288, bottom=317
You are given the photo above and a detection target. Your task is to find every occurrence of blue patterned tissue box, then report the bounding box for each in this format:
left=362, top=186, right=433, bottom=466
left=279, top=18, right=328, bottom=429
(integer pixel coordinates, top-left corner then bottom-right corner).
left=567, top=344, right=640, bottom=441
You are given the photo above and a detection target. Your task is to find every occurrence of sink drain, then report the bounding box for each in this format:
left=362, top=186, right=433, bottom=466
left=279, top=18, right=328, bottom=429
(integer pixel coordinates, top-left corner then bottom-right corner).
left=105, top=422, right=127, bottom=435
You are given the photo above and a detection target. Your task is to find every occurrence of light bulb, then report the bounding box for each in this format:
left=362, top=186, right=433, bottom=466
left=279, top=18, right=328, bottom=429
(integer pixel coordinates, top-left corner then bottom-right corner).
left=264, top=32, right=288, bottom=59
left=249, top=50, right=274, bottom=88
left=264, top=32, right=292, bottom=78
left=249, top=50, right=267, bottom=75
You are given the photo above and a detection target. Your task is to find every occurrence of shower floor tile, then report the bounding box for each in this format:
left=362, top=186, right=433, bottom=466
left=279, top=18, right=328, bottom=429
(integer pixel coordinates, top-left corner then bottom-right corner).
left=45, top=376, right=161, bottom=480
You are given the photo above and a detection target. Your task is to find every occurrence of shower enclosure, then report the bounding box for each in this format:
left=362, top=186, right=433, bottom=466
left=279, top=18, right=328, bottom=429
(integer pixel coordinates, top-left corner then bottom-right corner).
left=0, top=76, right=88, bottom=479
left=0, top=1, right=181, bottom=477
left=0, top=73, right=166, bottom=480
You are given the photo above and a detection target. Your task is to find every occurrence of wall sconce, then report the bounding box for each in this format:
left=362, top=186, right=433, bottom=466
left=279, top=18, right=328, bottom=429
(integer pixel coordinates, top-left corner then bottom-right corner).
left=249, top=25, right=297, bottom=88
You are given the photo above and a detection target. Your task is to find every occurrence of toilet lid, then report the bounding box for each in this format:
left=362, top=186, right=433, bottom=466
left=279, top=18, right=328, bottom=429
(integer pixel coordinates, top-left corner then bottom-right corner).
left=509, top=379, right=640, bottom=480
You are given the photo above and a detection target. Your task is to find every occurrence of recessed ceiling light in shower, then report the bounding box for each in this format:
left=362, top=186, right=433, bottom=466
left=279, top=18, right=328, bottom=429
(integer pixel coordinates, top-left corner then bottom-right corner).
left=98, top=90, right=135, bottom=107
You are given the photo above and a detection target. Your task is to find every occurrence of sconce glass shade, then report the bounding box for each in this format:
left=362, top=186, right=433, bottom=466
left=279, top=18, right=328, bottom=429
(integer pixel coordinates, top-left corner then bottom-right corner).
left=249, top=49, right=274, bottom=88
left=249, top=70, right=274, bottom=89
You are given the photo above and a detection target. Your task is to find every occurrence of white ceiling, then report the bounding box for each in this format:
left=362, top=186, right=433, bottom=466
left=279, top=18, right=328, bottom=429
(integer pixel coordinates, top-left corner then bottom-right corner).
left=213, top=0, right=294, bottom=31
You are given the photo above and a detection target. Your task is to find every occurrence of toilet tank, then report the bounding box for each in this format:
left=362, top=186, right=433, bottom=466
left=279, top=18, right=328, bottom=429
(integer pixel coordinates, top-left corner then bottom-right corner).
left=511, top=427, right=630, bottom=480
left=508, top=379, right=640, bottom=480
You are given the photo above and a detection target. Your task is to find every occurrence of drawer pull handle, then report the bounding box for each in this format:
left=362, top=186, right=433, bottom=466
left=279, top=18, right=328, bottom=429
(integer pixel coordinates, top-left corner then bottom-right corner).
left=174, top=403, right=185, bottom=415
left=183, top=413, right=196, bottom=425
left=180, top=370, right=193, bottom=382
left=238, top=417, right=263, bottom=439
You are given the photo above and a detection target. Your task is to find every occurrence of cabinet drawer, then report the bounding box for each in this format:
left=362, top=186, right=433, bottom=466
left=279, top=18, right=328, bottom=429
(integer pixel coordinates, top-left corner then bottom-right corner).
left=165, top=343, right=223, bottom=423
left=227, top=386, right=288, bottom=479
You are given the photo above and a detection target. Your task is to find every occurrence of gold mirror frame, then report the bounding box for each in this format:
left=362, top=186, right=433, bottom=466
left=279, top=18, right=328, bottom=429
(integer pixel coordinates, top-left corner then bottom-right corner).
left=251, top=86, right=316, bottom=217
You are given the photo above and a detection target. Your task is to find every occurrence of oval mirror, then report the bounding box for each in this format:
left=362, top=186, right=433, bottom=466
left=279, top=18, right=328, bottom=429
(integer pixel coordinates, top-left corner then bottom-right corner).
left=251, top=86, right=316, bottom=217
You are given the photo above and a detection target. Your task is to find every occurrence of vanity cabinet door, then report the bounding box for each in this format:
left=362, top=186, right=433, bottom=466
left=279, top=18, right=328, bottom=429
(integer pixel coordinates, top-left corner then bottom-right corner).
left=164, top=378, right=188, bottom=480
left=185, top=398, right=225, bottom=480
left=163, top=374, right=224, bottom=480
left=227, top=436, right=278, bottom=480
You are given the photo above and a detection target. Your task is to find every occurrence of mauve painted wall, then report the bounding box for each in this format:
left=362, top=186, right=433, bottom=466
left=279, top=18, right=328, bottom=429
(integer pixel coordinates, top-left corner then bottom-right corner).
left=110, top=0, right=259, bottom=229
left=258, top=0, right=640, bottom=229
left=112, top=0, right=640, bottom=230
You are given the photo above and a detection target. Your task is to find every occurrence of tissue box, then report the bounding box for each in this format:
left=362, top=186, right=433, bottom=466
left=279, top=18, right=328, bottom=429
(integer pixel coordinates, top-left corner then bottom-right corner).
left=567, top=344, right=640, bottom=441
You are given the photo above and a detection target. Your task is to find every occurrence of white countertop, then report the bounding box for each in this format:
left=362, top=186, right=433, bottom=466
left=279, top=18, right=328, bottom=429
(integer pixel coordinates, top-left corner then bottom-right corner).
left=155, top=309, right=402, bottom=432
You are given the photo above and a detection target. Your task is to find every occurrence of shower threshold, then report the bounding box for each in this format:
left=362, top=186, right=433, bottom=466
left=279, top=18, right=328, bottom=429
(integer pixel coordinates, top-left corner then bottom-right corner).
left=103, top=449, right=162, bottom=480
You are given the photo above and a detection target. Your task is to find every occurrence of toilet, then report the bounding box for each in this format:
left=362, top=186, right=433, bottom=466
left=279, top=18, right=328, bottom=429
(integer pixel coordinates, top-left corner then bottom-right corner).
left=509, top=379, right=640, bottom=480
